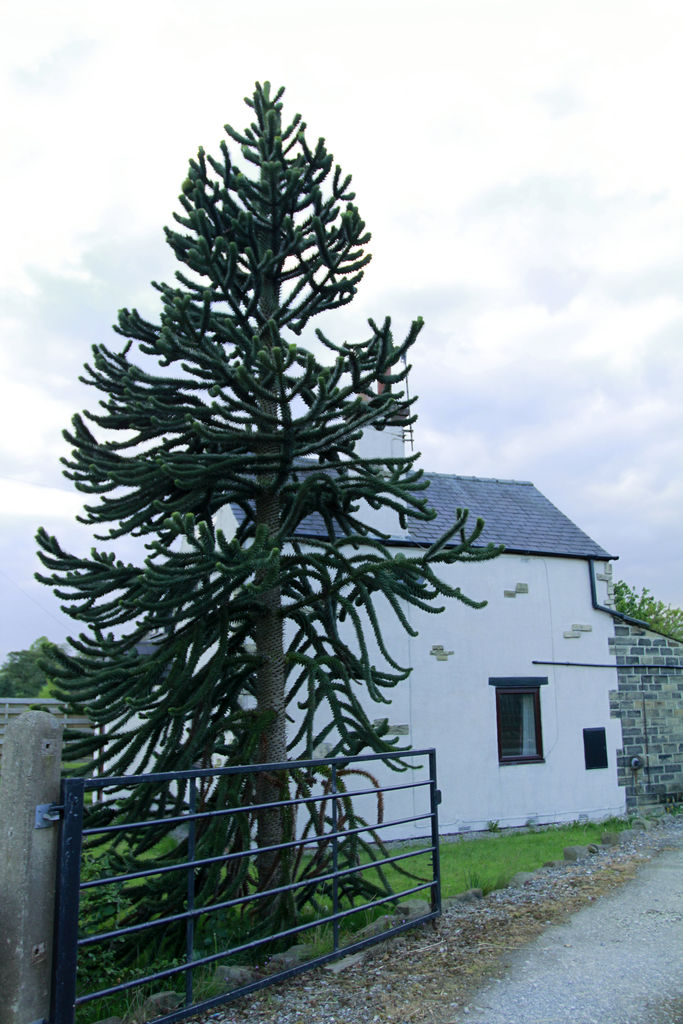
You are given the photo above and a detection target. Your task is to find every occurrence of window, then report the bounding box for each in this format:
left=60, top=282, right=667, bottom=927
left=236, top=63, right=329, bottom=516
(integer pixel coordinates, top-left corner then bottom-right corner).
left=583, top=727, right=608, bottom=770
left=489, top=677, right=546, bottom=764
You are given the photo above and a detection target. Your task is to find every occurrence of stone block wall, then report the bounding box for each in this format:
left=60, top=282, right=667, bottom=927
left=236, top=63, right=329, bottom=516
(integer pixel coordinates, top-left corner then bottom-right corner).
left=609, top=623, right=683, bottom=812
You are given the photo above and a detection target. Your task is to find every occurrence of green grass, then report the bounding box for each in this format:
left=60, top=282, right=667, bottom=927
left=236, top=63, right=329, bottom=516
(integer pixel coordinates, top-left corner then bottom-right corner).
left=372, top=818, right=632, bottom=898
left=443, top=818, right=632, bottom=895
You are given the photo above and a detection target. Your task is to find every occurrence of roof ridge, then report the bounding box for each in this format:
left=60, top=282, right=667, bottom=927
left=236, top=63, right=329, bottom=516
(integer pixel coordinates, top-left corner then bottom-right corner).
left=425, top=471, right=534, bottom=486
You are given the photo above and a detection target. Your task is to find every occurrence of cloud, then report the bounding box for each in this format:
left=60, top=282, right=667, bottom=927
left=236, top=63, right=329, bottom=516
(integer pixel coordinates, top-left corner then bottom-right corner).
left=10, top=37, right=97, bottom=94
left=535, top=84, right=585, bottom=120
left=0, top=480, right=84, bottom=519
left=2, top=0, right=683, bottom=661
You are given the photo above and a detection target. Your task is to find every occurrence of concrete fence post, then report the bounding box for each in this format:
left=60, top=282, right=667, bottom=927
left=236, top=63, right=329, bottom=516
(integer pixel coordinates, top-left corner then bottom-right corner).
left=0, top=710, right=64, bottom=1024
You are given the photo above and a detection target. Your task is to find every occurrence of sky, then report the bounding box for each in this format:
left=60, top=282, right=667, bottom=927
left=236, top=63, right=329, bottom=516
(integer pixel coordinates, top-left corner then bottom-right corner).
left=1, top=0, right=682, bottom=662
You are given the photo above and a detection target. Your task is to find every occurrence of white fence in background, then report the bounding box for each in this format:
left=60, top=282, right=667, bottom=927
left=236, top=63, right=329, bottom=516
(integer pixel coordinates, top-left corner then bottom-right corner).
left=0, top=698, right=93, bottom=756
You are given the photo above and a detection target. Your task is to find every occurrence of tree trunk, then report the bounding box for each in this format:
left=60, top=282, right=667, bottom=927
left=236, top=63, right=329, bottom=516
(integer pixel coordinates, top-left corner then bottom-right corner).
left=251, top=246, right=294, bottom=913
left=253, top=461, right=292, bottom=910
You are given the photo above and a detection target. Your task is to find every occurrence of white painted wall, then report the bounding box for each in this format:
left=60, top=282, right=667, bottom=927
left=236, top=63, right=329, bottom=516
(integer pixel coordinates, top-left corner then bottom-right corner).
left=287, top=552, right=626, bottom=838
left=407, top=554, right=623, bottom=833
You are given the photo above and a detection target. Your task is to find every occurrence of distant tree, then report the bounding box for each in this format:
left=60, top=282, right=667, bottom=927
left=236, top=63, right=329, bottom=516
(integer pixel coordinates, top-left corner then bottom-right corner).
left=0, top=637, right=60, bottom=698
left=36, top=82, right=499, bottom=949
left=613, top=580, right=683, bottom=640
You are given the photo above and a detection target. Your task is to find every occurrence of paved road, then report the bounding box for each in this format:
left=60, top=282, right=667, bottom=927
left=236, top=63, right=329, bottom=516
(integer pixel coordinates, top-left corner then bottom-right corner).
left=459, top=839, right=683, bottom=1024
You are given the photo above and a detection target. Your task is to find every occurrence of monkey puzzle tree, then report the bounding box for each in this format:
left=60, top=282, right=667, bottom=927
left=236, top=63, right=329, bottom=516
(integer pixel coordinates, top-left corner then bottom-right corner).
left=37, top=82, right=499, bottom=948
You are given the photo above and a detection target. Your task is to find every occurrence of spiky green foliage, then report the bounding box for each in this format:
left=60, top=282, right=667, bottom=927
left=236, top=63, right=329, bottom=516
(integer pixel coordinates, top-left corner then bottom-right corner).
left=37, top=82, right=500, bottom=953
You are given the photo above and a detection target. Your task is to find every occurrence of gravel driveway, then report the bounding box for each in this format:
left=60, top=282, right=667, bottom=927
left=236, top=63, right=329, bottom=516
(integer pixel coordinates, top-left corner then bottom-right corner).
left=459, top=834, right=683, bottom=1024
left=195, top=818, right=683, bottom=1024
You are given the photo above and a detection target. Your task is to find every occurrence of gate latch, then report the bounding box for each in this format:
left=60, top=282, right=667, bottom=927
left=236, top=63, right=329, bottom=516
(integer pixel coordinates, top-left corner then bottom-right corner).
left=34, top=803, right=62, bottom=829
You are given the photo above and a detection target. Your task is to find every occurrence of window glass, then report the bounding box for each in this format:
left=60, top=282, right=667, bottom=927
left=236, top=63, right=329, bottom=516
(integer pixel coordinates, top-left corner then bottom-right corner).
left=496, top=688, right=543, bottom=763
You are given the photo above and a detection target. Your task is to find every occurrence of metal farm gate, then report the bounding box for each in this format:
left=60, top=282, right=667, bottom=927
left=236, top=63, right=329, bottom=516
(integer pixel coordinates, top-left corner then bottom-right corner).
left=50, top=750, right=441, bottom=1024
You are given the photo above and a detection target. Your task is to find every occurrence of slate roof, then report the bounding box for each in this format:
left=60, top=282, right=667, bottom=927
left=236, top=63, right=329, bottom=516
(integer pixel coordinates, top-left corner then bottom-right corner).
left=238, top=468, right=613, bottom=560
left=406, top=473, right=614, bottom=559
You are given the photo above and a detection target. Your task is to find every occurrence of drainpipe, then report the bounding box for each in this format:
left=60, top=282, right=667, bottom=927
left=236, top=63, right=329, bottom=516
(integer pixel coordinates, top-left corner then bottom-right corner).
left=587, top=559, right=649, bottom=628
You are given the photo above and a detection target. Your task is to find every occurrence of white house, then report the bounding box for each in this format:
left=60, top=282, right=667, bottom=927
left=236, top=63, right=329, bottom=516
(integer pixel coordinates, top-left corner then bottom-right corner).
left=149, top=414, right=682, bottom=835
left=280, top=422, right=627, bottom=837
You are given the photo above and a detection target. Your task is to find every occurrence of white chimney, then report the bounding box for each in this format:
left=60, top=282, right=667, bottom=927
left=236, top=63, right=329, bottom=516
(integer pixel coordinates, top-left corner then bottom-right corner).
left=354, top=421, right=408, bottom=538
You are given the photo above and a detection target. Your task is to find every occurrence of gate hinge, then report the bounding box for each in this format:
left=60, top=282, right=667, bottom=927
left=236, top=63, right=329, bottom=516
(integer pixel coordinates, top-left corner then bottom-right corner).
left=435, top=789, right=442, bottom=805
left=34, top=803, right=63, bottom=829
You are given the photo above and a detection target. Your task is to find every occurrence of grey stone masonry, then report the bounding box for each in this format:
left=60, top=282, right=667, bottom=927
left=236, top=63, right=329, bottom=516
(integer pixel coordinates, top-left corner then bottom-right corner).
left=609, top=623, right=683, bottom=812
